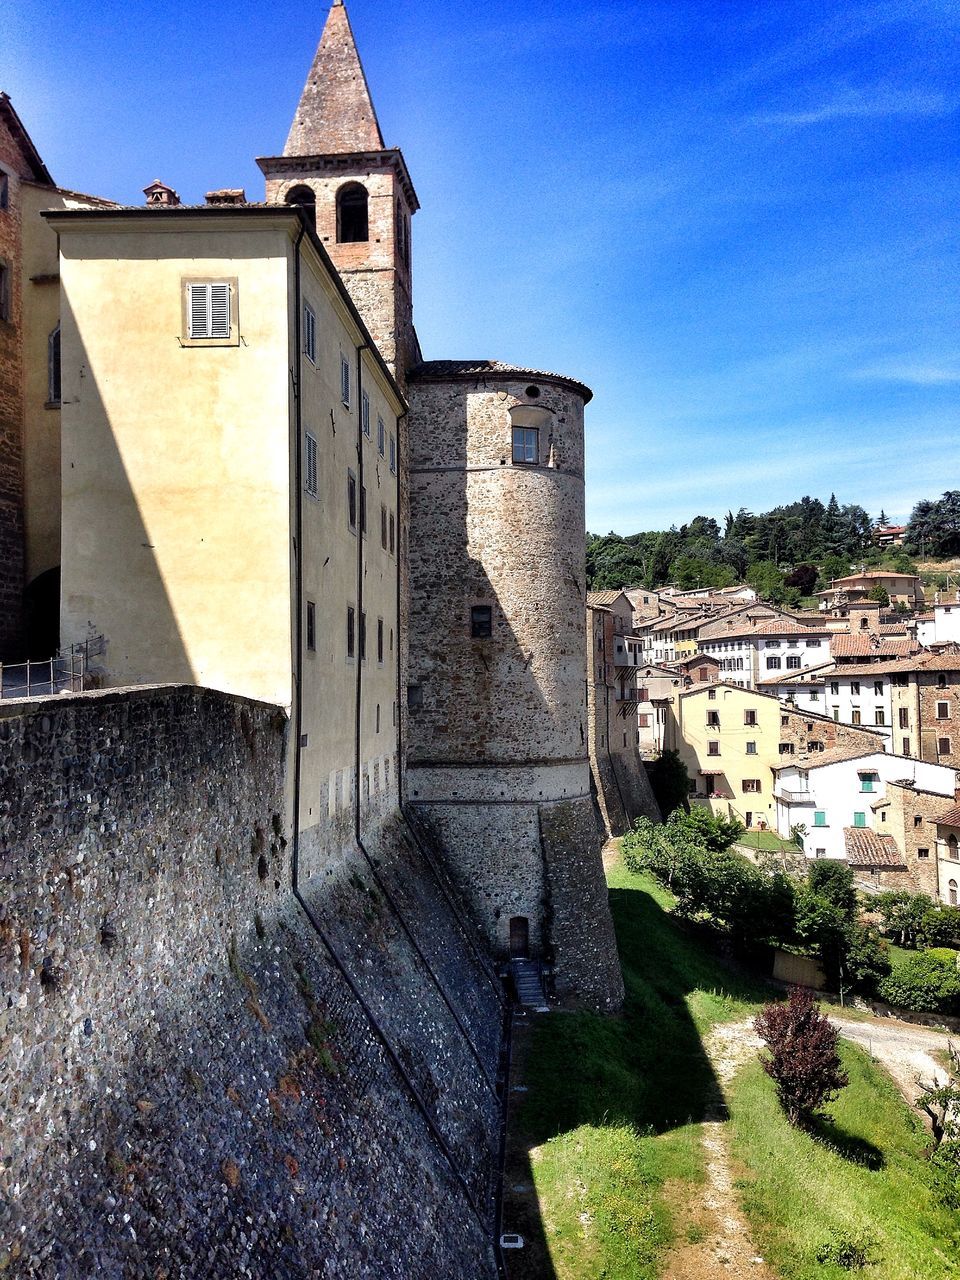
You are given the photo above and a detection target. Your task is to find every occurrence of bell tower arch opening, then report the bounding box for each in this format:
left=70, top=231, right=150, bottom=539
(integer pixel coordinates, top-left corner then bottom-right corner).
left=284, top=183, right=316, bottom=231
left=336, top=182, right=369, bottom=243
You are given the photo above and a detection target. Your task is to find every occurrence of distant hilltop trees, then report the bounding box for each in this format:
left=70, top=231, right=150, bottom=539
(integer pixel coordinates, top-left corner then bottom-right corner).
left=587, top=490, right=960, bottom=596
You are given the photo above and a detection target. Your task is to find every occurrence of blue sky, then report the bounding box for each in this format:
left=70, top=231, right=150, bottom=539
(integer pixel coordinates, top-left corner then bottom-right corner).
left=6, top=0, right=959, bottom=533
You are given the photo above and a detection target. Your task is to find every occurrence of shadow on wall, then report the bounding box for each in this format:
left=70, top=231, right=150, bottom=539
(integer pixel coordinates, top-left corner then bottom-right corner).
left=58, top=293, right=195, bottom=687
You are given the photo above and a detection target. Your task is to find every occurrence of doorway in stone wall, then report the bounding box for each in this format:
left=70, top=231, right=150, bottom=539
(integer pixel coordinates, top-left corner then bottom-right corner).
left=509, top=916, right=530, bottom=958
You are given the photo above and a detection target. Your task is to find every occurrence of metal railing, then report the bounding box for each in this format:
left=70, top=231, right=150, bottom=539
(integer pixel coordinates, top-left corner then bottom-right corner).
left=0, top=636, right=104, bottom=700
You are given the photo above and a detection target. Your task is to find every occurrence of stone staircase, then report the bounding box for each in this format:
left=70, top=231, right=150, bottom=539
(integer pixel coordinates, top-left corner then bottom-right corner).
left=509, top=958, right=549, bottom=1011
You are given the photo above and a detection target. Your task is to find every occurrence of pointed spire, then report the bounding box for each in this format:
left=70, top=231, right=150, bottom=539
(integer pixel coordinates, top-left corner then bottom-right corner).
left=284, top=1, right=385, bottom=156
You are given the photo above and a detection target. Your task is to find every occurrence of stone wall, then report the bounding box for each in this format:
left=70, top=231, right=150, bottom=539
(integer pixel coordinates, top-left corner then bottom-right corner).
left=0, top=686, right=503, bottom=1279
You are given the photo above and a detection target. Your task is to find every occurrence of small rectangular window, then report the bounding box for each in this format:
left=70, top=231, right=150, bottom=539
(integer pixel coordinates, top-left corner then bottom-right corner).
left=359, top=611, right=366, bottom=661
left=389, top=512, right=395, bottom=554
left=708, top=741, right=720, bottom=756
left=340, top=353, right=351, bottom=406
left=186, top=281, right=232, bottom=339
left=362, top=390, right=370, bottom=437
left=377, top=415, right=385, bottom=456
left=898, top=708, right=909, bottom=728
left=853, top=811, right=866, bottom=828
left=303, top=302, right=316, bottom=363
left=512, top=426, right=539, bottom=464
left=0, top=260, right=9, bottom=323
left=786, top=655, right=801, bottom=669
left=377, top=617, right=384, bottom=664
left=939, top=737, right=952, bottom=756
left=744, top=709, right=757, bottom=726
left=746, top=741, right=757, bottom=755
left=360, top=485, right=367, bottom=536
left=918, top=847, right=930, bottom=859
left=851, top=709, right=861, bottom=725
left=381, top=504, right=388, bottom=549
left=874, top=680, right=884, bottom=696
left=471, top=605, right=492, bottom=638
left=0, top=172, right=8, bottom=210
left=766, top=656, right=781, bottom=670
left=743, top=779, right=761, bottom=793
left=874, top=710, right=885, bottom=726
left=814, top=811, right=826, bottom=827
left=346, top=606, right=355, bottom=659
left=305, top=432, right=318, bottom=497
left=707, top=711, right=719, bottom=726
left=347, top=471, right=357, bottom=531
left=859, top=772, right=877, bottom=792
left=306, top=600, right=316, bottom=652
left=902, top=736, right=911, bottom=753
left=830, top=681, right=839, bottom=695
left=914, top=815, right=923, bottom=828
left=389, top=432, right=397, bottom=474
left=48, top=325, right=61, bottom=405
left=938, top=701, right=950, bottom=720
left=850, top=681, right=860, bottom=696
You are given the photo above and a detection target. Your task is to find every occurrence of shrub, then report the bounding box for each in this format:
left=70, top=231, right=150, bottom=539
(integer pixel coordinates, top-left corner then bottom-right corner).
left=842, top=923, right=891, bottom=993
left=877, top=951, right=960, bottom=1014
left=808, top=860, right=856, bottom=919
left=754, top=986, right=848, bottom=1128
left=814, top=1230, right=879, bottom=1270
left=929, top=1141, right=960, bottom=1210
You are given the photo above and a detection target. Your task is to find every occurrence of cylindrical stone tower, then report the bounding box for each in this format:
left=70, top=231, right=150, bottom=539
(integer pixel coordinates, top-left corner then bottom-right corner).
left=405, top=361, right=624, bottom=1011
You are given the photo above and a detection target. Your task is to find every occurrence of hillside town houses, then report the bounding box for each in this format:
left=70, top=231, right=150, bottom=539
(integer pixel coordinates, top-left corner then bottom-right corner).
left=585, top=573, right=960, bottom=906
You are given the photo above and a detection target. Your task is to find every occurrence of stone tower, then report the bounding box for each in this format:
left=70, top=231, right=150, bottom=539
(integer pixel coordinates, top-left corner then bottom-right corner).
left=404, top=363, right=625, bottom=1011
left=258, top=0, right=419, bottom=383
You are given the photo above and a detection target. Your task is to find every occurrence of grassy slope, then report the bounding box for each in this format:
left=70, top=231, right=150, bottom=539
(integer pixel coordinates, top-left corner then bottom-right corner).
left=520, top=851, right=960, bottom=1279
left=519, top=860, right=768, bottom=1278
left=729, top=1043, right=960, bottom=1279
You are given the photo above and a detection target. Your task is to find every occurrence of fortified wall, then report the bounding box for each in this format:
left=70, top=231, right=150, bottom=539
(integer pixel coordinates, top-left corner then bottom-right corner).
left=405, top=365, right=624, bottom=1011
left=0, top=685, right=503, bottom=1279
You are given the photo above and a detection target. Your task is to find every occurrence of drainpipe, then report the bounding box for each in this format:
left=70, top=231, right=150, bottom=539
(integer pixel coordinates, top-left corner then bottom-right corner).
left=291, top=219, right=307, bottom=890
left=354, top=341, right=368, bottom=838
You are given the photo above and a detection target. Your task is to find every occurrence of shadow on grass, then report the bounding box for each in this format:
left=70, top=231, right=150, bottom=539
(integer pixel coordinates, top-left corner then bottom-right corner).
left=502, top=872, right=775, bottom=1278
left=810, top=1116, right=886, bottom=1170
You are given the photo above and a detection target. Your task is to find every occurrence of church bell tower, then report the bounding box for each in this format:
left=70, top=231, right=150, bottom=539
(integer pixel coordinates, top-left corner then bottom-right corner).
left=258, top=0, right=420, bottom=385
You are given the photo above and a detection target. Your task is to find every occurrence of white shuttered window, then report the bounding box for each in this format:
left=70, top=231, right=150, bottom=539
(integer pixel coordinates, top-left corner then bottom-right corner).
left=187, top=282, right=231, bottom=339
left=303, top=303, right=316, bottom=363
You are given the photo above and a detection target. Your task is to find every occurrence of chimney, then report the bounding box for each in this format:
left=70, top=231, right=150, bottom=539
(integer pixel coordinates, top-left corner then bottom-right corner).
left=205, top=188, right=246, bottom=206
left=143, top=179, right=180, bottom=207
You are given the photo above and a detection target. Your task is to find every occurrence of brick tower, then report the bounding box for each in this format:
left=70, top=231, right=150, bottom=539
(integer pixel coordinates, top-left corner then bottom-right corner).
left=258, top=0, right=420, bottom=384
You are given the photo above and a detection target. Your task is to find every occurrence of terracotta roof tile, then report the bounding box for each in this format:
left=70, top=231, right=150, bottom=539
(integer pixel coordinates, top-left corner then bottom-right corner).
left=844, top=827, right=906, bottom=868
left=587, top=590, right=628, bottom=607
left=935, top=804, right=960, bottom=828
left=408, top=360, right=592, bottom=401
left=831, top=634, right=918, bottom=659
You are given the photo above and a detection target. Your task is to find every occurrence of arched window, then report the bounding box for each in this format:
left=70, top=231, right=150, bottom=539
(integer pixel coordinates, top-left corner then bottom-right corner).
left=48, top=324, right=61, bottom=405
left=337, top=183, right=368, bottom=243
left=950, top=879, right=958, bottom=907
left=285, top=184, right=316, bottom=232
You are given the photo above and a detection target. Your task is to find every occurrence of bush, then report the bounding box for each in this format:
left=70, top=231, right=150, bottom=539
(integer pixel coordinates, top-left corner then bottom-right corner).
left=808, top=860, right=855, bottom=918
left=877, top=951, right=960, bottom=1014
left=814, top=1230, right=879, bottom=1270
left=842, top=923, right=891, bottom=993
left=929, top=1141, right=960, bottom=1210
left=754, top=986, right=848, bottom=1128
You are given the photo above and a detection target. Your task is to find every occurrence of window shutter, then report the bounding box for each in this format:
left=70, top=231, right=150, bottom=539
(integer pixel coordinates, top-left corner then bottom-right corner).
left=305, top=433, right=318, bottom=496
left=209, top=283, right=230, bottom=338
left=188, top=284, right=208, bottom=338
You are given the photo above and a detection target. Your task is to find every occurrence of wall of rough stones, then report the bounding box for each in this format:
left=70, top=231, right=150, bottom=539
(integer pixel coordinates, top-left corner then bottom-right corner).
left=0, top=685, right=503, bottom=1279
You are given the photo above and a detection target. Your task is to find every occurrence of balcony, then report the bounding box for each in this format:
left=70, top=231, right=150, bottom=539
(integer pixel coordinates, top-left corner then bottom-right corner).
left=774, top=785, right=812, bottom=803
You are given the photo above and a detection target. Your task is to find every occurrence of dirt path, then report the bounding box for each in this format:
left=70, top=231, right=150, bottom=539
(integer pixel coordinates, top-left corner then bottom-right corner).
left=662, top=1022, right=774, bottom=1280
left=829, top=1011, right=952, bottom=1105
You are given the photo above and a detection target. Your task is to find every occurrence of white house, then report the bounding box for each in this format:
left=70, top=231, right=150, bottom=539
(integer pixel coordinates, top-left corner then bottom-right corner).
left=917, top=600, right=960, bottom=649
left=774, top=751, right=955, bottom=860
left=699, top=614, right=831, bottom=690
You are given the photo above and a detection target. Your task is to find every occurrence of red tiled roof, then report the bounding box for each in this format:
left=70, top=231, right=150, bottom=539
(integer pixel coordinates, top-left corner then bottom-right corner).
left=844, top=828, right=906, bottom=868
left=831, top=634, right=918, bottom=659
left=935, top=804, right=960, bottom=828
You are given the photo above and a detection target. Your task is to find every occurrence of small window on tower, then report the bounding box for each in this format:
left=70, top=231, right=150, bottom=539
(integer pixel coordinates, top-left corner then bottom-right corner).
left=471, top=606, right=493, bottom=638
left=512, top=427, right=539, bottom=464
left=337, top=183, right=369, bottom=243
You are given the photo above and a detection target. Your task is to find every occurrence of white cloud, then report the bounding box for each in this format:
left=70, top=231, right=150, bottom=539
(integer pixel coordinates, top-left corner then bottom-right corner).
left=851, top=360, right=960, bottom=386
left=751, top=85, right=952, bottom=126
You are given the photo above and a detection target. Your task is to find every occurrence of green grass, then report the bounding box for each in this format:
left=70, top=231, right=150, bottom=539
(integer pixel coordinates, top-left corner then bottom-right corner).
left=728, top=1042, right=960, bottom=1279
left=736, top=830, right=801, bottom=854
left=519, top=856, right=769, bottom=1278
left=519, top=848, right=960, bottom=1279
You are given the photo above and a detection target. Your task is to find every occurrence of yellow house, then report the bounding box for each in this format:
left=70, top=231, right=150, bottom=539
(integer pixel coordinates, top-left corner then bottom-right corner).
left=46, top=203, right=405, bottom=875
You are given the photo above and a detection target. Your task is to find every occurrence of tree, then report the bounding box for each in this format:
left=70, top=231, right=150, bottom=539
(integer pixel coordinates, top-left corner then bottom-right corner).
left=747, top=559, right=787, bottom=603
left=784, top=563, right=818, bottom=596
left=808, top=860, right=856, bottom=918
left=645, top=749, right=689, bottom=817
left=754, top=987, right=848, bottom=1128
left=868, top=585, right=890, bottom=607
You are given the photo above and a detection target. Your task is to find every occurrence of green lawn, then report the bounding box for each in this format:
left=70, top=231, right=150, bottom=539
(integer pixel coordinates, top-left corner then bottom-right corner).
left=737, top=829, right=802, bottom=854
left=518, top=858, right=768, bottom=1278
left=517, top=847, right=960, bottom=1279
left=729, top=1043, right=960, bottom=1279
